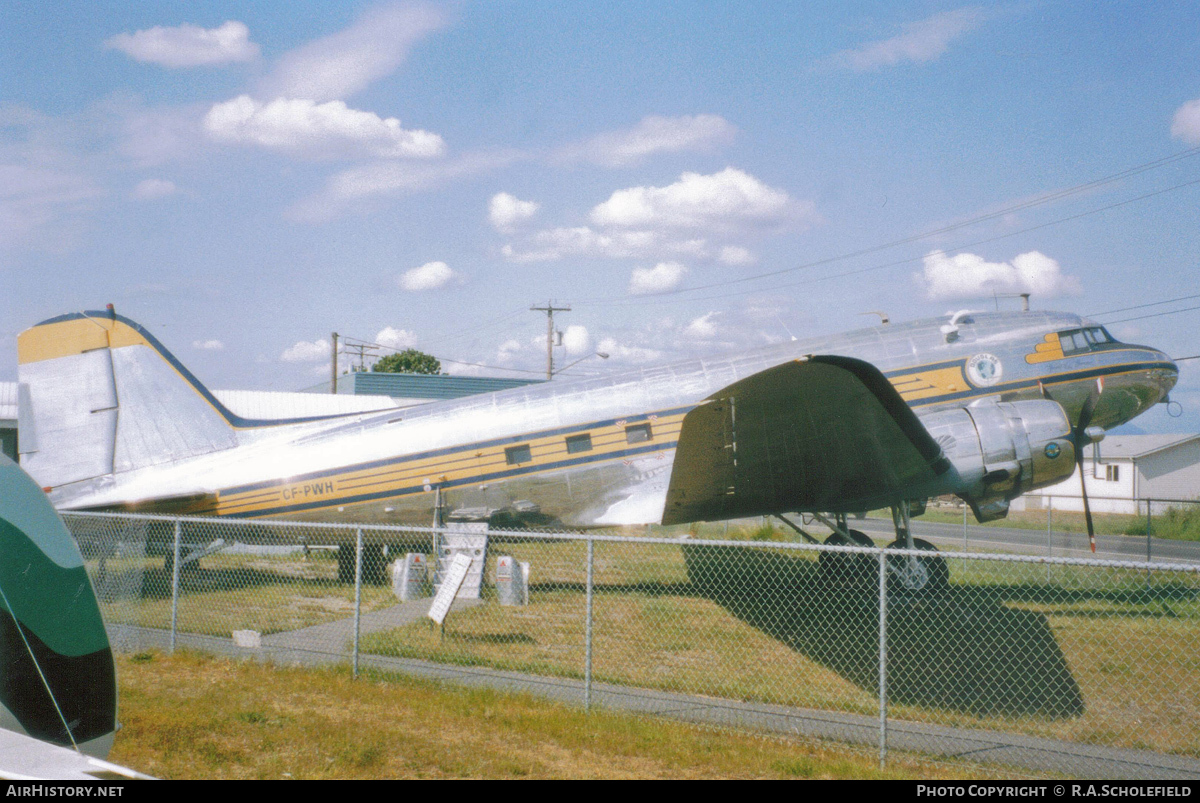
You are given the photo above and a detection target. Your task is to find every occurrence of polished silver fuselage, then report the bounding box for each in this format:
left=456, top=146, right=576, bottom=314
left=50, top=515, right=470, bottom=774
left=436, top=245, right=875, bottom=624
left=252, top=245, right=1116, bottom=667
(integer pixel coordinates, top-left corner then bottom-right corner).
left=52, top=310, right=1177, bottom=530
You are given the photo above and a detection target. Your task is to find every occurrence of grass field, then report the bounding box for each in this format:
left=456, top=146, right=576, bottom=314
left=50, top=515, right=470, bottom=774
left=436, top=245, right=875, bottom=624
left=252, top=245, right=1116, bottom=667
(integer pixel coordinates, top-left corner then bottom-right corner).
left=903, top=504, right=1200, bottom=542
left=362, top=536, right=1200, bottom=757
left=83, top=522, right=1200, bottom=765
left=108, top=650, right=988, bottom=780
left=90, top=549, right=401, bottom=636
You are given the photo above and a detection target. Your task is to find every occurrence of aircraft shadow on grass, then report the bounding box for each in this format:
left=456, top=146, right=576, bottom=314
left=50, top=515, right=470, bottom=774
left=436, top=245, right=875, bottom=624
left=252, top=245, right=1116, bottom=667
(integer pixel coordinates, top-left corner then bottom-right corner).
left=681, top=546, right=1098, bottom=719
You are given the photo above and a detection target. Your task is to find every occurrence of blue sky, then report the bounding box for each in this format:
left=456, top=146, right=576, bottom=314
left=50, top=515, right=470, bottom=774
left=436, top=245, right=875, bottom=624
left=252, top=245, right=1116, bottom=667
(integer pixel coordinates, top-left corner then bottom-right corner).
left=2, top=1, right=1198, bottom=431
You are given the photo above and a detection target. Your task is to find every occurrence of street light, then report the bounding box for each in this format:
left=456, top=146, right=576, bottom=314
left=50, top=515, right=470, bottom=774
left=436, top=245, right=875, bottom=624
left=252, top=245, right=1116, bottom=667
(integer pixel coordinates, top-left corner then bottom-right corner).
left=551, top=351, right=609, bottom=378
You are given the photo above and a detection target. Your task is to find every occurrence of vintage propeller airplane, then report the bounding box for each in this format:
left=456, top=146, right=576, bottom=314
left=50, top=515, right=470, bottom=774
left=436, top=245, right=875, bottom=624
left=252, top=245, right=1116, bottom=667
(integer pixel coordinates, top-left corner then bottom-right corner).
left=14, top=306, right=1177, bottom=591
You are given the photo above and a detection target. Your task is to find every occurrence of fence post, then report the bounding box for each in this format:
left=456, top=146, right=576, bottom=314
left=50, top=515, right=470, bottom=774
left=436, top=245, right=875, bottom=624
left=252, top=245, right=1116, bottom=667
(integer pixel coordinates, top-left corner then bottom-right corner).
left=170, top=519, right=181, bottom=654
left=1147, top=501, right=1153, bottom=564
left=878, top=548, right=888, bottom=770
left=585, top=537, right=594, bottom=711
left=1047, top=497, right=1053, bottom=582
left=962, top=504, right=968, bottom=550
left=353, top=527, right=363, bottom=678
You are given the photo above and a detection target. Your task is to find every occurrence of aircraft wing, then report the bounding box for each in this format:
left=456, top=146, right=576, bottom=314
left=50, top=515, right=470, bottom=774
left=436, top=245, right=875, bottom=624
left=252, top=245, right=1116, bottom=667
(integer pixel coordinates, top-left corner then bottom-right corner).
left=662, top=356, right=950, bottom=524
left=0, top=729, right=151, bottom=780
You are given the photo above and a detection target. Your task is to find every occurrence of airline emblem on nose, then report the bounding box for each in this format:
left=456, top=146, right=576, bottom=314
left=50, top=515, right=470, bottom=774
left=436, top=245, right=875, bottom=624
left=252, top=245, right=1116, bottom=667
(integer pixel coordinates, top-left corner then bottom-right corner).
left=966, top=353, right=1003, bottom=387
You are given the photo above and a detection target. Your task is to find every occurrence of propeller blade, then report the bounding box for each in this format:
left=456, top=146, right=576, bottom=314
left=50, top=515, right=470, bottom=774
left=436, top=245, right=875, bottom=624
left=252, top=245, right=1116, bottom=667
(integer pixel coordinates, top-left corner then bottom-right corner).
left=1078, top=450, right=1096, bottom=553
left=1077, top=379, right=1101, bottom=433
left=1075, top=378, right=1103, bottom=553
left=1032, top=378, right=1103, bottom=552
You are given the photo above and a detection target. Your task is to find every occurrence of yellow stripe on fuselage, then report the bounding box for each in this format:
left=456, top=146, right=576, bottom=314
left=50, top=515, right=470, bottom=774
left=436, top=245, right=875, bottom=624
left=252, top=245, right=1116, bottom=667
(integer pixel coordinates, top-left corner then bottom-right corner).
left=214, top=412, right=687, bottom=516
left=889, top=365, right=970, bottom=401
left=17, top=316, right=152, bottom=365
left=1026, top=333, right=1065, bottom=364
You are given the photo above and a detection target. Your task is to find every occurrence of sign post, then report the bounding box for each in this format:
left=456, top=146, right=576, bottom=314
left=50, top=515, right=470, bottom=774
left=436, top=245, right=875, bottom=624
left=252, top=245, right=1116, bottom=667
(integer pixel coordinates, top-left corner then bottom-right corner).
left=428, top=552, right=473, bottom=636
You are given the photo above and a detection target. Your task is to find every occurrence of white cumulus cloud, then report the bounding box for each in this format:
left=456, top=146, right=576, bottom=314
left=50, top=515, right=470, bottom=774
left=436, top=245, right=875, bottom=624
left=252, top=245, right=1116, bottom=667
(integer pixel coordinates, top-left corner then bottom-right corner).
left=398, top=260, right=456, bottom=291
left=375, top=326, right=418, bottom=350
left=919, top=250, right=1081, bottom=300
left=590, top=167, right=806, bottom=231
left=558, top=114, right=736, bottom=167
left=561, top=325, right=591, bottom=356
left=718, top=245, right=754, bottom=265
left=287, top=150, right=523, bottom=223
left=257, top=2, right=449, bottom=102
left=502, top=226, right=709, bottom=263
left=281, top=339, right=330, bottom=362
left=496, top=339, right=522, bottom=363
left=629, top=262, right=688, bottom=295
left=489, top=192, right=539, bottom=231
left=105, top=20, right=260, bottom=68
left=193, top=339, right=224, bottom=350
left=133, top=178, right=177, bottom=199
left=1171, top=99, right=1200, bottom=145
left=204, top=95, right=445, bottom=160
left=596, top=336, right=664, bottom=365
left=827, top=8, right=985, bottom=71
left=683, top=312, right=720, bottom=340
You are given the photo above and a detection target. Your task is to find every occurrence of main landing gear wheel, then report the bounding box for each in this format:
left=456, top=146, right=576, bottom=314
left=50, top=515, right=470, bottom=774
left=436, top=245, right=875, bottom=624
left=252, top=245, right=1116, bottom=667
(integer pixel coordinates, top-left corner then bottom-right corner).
left=818, top=529, right=875, bottom=586
left=885, top=538, right=949, bottom=594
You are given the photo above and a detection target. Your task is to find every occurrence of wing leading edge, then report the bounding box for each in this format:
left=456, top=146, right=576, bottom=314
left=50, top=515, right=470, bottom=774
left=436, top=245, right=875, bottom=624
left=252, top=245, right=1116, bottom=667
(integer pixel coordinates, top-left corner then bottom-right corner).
left=662, top=356, right=950, bottom=524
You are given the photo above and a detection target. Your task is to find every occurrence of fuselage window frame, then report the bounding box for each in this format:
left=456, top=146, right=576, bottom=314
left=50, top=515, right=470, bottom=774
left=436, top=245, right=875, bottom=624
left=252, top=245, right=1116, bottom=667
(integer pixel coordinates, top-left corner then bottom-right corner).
left=565, top=434, right=593, bottom=454
left=625, top=423, right=653, bottom=444
left=505, top=444, right=533, bottom=465
left=1058, top=327, right=1118, bottom=356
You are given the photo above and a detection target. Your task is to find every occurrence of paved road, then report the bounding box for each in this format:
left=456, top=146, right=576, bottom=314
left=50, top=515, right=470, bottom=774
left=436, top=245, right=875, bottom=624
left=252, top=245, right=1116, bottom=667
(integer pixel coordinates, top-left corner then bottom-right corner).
left=845, top=516, right=1200, bottom=565
left=109, top=613, right=1200, bottom=781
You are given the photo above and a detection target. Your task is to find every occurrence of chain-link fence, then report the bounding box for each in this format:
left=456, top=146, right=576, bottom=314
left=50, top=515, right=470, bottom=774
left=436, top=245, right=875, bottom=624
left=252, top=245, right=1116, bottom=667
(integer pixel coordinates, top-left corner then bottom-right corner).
left=912, top=496, right=1200, bottom=564
left=63, top=511, right=1200, bottom=780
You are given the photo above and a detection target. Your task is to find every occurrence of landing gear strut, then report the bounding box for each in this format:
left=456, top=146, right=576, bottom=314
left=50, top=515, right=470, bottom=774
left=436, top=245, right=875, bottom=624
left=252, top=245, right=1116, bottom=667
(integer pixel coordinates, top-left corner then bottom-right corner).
left=791, top=504, right=949, bottom=593
left=884, top=501, right=948, bottom=594
left=787, top=512, right=876, bottom=587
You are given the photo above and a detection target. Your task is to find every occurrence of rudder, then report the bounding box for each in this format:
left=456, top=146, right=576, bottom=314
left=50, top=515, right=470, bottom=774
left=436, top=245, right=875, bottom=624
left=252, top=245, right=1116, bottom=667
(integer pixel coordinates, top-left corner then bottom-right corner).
left=17, top=310, right=238, bottom=489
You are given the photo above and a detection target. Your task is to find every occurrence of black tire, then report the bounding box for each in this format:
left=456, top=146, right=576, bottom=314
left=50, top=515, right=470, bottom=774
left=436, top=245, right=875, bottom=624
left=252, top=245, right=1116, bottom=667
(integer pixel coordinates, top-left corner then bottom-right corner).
left=819, top=531, right=876, bottom=587
left=885, top=537, right=949, bottom=594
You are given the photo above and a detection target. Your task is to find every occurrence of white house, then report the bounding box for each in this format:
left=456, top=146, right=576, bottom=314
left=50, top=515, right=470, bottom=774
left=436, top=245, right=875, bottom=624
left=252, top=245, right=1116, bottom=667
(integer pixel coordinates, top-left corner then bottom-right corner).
left=1017, top=433, right=1200, bottom=514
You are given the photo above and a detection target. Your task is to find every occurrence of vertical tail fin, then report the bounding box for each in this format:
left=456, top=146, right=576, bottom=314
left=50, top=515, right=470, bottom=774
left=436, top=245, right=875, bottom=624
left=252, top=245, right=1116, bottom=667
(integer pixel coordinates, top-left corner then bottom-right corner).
left=0, top=454, right=115, bottom=757
left=17, top=310, right=239, bottom=489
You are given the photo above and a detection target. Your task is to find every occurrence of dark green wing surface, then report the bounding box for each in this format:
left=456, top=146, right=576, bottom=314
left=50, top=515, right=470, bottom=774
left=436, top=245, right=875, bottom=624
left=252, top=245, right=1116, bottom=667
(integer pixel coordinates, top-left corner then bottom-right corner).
left=662, top=356, right=949, bottom=524
left=0, top=454, right=115, bottom=752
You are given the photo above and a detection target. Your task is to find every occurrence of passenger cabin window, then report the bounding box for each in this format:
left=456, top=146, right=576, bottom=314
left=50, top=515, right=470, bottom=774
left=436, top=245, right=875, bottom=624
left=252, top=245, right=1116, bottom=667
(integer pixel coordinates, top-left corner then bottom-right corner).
left=625, top=423, right=652, bottom=444
left=565, top=434, right=592, bottom=454
left=505, top=444, right=532, bottom=465
left=1057, top=326, right=1116, bottom=355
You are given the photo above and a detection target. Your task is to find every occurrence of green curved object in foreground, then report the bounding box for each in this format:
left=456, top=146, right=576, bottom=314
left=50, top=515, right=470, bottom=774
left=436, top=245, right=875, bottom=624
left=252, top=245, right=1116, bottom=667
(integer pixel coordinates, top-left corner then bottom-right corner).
left=0, top=454, right=116, bottom=755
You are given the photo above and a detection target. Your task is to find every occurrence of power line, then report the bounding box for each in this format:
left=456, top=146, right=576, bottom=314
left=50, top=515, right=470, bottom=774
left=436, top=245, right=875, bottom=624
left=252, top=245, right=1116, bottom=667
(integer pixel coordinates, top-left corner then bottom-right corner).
left=578, top=175, right=1200, bottom=309
left=1100, top=303, right=1200, bottom=325
left=1087, top=292, right=1200, bottom=318
left=571, top=146, right=1200, bottom=306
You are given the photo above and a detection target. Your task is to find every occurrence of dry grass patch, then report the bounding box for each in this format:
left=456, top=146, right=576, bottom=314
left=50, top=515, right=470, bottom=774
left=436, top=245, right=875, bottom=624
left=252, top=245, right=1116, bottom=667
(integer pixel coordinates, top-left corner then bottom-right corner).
left=110, top=650, right=979, bottom=780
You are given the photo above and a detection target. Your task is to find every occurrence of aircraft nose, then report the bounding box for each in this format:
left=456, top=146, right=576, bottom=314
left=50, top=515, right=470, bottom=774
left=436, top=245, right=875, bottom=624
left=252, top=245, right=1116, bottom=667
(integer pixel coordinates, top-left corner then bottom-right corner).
left=1160, top=349, right=1179, bottom=392
left=1141, top=347, right=1178, bottom=406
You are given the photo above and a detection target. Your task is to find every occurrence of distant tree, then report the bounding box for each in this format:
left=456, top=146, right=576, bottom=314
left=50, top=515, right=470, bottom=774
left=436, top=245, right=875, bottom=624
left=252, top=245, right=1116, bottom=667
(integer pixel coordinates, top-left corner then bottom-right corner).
left=372, top=349, right=442, bottom=375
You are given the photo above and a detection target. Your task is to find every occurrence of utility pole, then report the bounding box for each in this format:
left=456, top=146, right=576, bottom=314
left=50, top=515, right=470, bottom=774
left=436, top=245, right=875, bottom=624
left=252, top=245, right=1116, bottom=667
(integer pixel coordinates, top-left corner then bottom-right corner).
left=331, top=332, right=339, bottom=394
left=342, top=339, right=380, bottom=372
left=531, top=301, right=570, bottom=380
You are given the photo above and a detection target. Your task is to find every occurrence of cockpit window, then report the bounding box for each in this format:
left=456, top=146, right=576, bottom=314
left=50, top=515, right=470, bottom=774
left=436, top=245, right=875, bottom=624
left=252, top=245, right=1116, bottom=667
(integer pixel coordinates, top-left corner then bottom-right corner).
left=1058, top=327, right=1116, bottom=355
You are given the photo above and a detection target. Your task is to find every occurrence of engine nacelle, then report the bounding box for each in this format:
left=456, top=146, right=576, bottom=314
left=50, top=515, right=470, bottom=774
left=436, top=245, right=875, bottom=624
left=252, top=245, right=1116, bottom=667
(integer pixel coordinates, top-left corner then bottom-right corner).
left=918, top=400, right=1076, bottom=522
